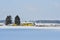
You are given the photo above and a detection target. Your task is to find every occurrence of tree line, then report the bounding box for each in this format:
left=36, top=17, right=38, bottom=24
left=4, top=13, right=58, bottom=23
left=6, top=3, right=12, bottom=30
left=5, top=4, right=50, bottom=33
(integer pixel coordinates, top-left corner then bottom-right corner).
left=5, top=15, right=20, bottom=25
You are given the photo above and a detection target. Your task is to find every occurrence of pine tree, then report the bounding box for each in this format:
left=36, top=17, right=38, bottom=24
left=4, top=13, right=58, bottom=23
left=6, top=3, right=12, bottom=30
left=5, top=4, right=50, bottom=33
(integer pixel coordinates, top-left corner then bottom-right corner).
left=5, top=16, right=12, bottom=25
left=15, top=15, right=20, bottom=25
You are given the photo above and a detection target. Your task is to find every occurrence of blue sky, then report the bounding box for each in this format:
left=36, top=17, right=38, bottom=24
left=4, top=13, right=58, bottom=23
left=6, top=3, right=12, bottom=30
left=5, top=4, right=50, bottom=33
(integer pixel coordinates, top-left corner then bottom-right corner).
left=0, top=29, right=60, bottom=40
left=0, top=0, right=60, bottom=21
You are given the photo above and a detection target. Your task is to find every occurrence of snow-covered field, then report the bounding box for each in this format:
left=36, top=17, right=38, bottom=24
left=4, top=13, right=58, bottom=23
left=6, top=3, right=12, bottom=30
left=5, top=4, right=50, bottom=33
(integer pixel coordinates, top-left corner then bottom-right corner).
left=0, top=26, right=60, bottom=29
left=0, top=23, right=60, bottom=29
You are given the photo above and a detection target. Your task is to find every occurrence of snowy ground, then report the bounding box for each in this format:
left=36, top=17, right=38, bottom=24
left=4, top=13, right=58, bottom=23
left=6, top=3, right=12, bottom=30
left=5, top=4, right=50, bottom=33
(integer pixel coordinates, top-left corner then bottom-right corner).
left=0, top=26, right=60, bottom=29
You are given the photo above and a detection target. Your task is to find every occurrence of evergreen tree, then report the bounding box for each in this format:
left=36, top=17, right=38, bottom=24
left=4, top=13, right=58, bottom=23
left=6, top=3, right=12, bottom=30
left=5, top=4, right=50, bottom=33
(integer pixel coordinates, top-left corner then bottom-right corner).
left=5, top=16, right=12, bottom=25
left=15, top=15, right=20, bottom=25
